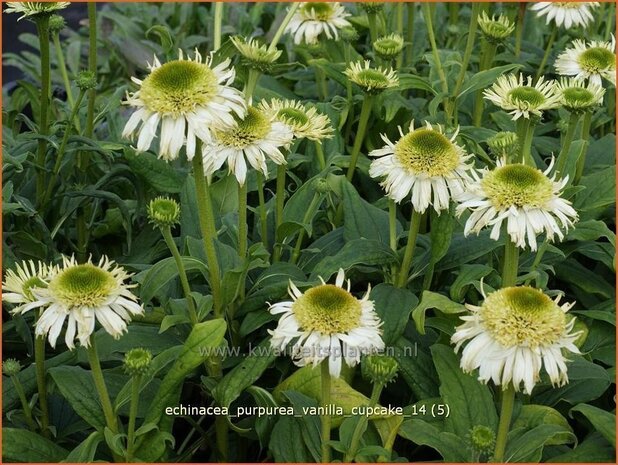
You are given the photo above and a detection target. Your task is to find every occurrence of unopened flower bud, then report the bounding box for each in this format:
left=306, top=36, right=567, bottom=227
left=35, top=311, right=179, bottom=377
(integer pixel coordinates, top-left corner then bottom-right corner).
left=123, top=348, right=152, bottom=377
left=362, top=354, right=398, bottom=385
left=469, top=425, right=496, bottom=455
left=75, top=71, right=97, bottom=91
left=48, top=14, right=66, bottom=34
left=3, top=358, right=22, bottom=376
left=147, top=197, right=181, bottom=228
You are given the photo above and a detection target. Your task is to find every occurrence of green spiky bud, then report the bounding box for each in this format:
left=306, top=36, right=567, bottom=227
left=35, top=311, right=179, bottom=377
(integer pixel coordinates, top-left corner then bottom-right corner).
left=362, top=354, right=399, bottom=385
left=339, top=26, right=359, bottom=43
left=48, top=14, right=66, bottom=34
left=469, top=425, right=496, bottom=455
left=3, top=358, right=22, bottom=376
left=360, top=2, right=384, bottom=14
left=314, top=178, right=331, bottom=194
left=478, top=11, right=515, bottom=44
left=123, top=348, right=152, bottom=377
left=75, top=71, right=97, bottom=91
left=373, top=34, right=405, bottom=61
left=487, top=131, right=519, bottom=159
left=147, top=197, right=181, bottom=228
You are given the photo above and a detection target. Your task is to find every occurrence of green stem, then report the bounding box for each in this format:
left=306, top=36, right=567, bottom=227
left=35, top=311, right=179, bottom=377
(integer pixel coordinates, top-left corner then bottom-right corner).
left=472, top=40, right=497, bottom=127
left=243, top=69, right=260, bottom=103
left=273, top=164, right=287, bottom=262
left=126, top=374, right=141, bottom=462
left=367, top=12, right=379, bottom=43
left=574, top=112, right=593, bottom=185
left=422, top=4, right=450, bottom=120
left=405, top=3, right=415, bottom=66
left=11, top=374, right=36, bottom=431
left=53, top=32, right=76, bottom=116
left=87, top=341, right=118, bottom=432
left=268, top=3, right=300, bottom=52
left=453, top=3, right=482, bottom=98
left=524, top=240, right=548, bottom=286
left=535, top=24, right=557, bottom=81
left=493, top=385, right=516, bottom=462
left=315, top=141, right=326, bottom=170
left=42, top=89, right=86, bottom=207
left=315, top=67, right=328, bottom=101
left=346, top=96, right=373, bottom=181
left=388, top=199, right=397, bottom=253
left=395, top=3, right=405, bottom=68
left=516, top=118, right=536, bottom=166
left=555, top=112, right=580, bottom=177
left=35, top=16, right=51, bottom=202
left=238, top=181, right=248, bottom=260
left=320, top=361, right=332, bottom=463
left=396, top=209, right=422, bottom=288
left=422, top=262, right=435, bottom=291
left=213, top=2, right=223, bottom=51
left=514, top=2, right=525, bottom=58
left=34, top=335, right=50, bottom=438
left=160, top=225, right=198, bottom=325
left=502, top=238, right=519, bottom=288
left=290, top=193, right=322, bottom=265
left=191, top=154, right=223, bottom=317
left=256, top=172, right=269, bottom=250
left=344, top=383, right=383, bottom=462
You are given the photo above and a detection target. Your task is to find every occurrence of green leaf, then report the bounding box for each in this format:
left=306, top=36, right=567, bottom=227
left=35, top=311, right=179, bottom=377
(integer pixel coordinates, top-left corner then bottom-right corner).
left=396, top=73, right=437, bottom=94
left=505, top=424, right=572, bottom=462
left=456, top=64, right=523, bottom=99
left=566, top=219, right=616, bottom=247
left=137, top=256, right=209, bottom=303
left=394, top=337, right=440, bottom=399
left=398, top=419, right=468, bottom=461
left=134, top=319, right=227, bottom=461
left=570, top=404, right=616, bottom=447
left=429, top=209, right=454, bottom=265
left=370, top=284, right=418, bottom=344
left=574, top=166, right=616, bottom=212
left=547, top=432, right=615, bottom=463
left=63, top=432, right=103, bottom=463
left=431, top=344, right=498, bottom=437
left=212, top=339, right=276, bottom=409
left=269, top=416, right=312, bottom=462
left=449, top=264, right=494, bottom=302
left=282, top=391, right=322, bottom=462
left=123, top=149, right=184, bottom=193
left=48, top=366, right=106, bottom=430
left=437, top=231, right=504, bottom=271
left=412, top=291, right=466, bottom=334
left=2, top=428, right=69, bottom=462
left=145, top=25, right=173, bottom=52
left=512, top=405, right=576, bottom=446
left=342, top=180, right=395, bottom=245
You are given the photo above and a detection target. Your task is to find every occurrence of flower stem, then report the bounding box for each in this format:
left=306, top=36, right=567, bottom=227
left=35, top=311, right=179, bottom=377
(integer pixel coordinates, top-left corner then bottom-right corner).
left=422, top=3, right=451, bottom=122
left=256, top=173, right=269, bottom=250
left=238, top=181, right=248, bottom=260
left=514, top=2, right=525, bottom=58
left=213, top=2, right=223, bottom=51
left=472, top=39, right=497, bottom=127
left=344, top=382, right=382, bottom=462
left=125, top=374, right=141, bottom=462
left=11, top=374, right=36, bottom=431
left=574, top=112, right=593, bottom=185
left=535, top=24, right=557, bottom=81
left=320, top=360, right=332, bottom=463
left=516, top=118, right=536, bottom=166
left=346, top=96, right=373, bottom=182
left=268, top=3, right=299, bottom=53
left=405, top=3, right=415, bottom=66
left=42, top=89, right=86, bottom=207
left=493, top=385, right=516, bottom=462
left=555, top=112, right=580, bottom=178
left=160, top=225, right=198, bottom=325
left=388, top=199, right=398, bottom=282
left=191, top=154, right=223, bottom=317
left=367, top=11, right=379, bottom=43
left=87, top=340, right=118, bottom=433
left=315, top=141, right=326, bottom=170
left=273, top=164, right=287, bottom=262
left=502, top=238, right=519, bottom=287
left=453, top=3, right=482, bottom=98
left=290, top=192, right=322, bottom=265
left=34, top=15, right=51, bottom=203
left=34, top=335, right=50, bottom=438
left=53, top=32, right=76, bottom=121
left=396, top=209, right=422, bottom=288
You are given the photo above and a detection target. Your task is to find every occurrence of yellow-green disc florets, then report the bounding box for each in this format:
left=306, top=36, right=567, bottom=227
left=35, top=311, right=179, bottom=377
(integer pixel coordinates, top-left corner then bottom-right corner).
left=480, top=286, right=567, bottom=348
left=344, top=61, right=399, bottom=94
left=394, top=126, right=461, bottom=176
left=578, top=46, right=616, bottom=74
left=4, top=2, right=70, bottom=21
left=469, top=425, right=496, bottom=455
left=147, top=197, right=181, bottom=228
left=231, top=36, right=282, bottom=73
left=362, top=354, right=399, bottom=385
left=292, top=284, right=362, bottom=334
left=482, top=163, right=554, bottom=209
left=360, top=2, right=384, bottom=14
left=478, top=11, right=515, bottom=43
left=487, top=131, right=519, bottom=159
left=373, top=34, right=405, bottom=60
left=3, top=358, right=22, bottom=376
left=139, top=59, right=219, bottom=117
left=48, top=264, right=119, bottom=308
left=555, top=78, right=605, bottom=113
left=214, top=107, right=271, bottom=148
left=259, top=99, right=334, bottom=141
left=123, top=348, right=153, bottom=377
left=300, top=2, right=335, bottom=20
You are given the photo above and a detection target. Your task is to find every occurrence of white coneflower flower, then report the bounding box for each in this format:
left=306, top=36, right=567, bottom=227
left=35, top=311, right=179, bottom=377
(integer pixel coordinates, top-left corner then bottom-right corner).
left=555, top=36, right=616, bottom=86
left=4, top=2, right=70, bottom=20
left=555, top=77, right=605, bottom=113
left=202, top=106, right=293, bottom=185
left=529, top=2, right=599, bottom=29
left=373, top=34, right=405, bottom=61
left=286, top=2, right=352, bottom=45
left=369, top=121, right=474, bottom=213
left=3, top=261, right=56, bottom=314
left=456, top=160, right=578, bottom=251
left=123, top=49, right=246, bottom=161
left=483, top=73, right=561, bottom=120
left=344, top=61, right=399, bottom=94
left=268, top=268, right=384, bottom=378
left=14, top=256, right=143, bottom=349
left=258, top=98, right=333, bottom=142
left=230, top=36, right=282, bottom=72
left=452, top=286, right=581, bottom=394
left=477, top=11, right=515, bottom=43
